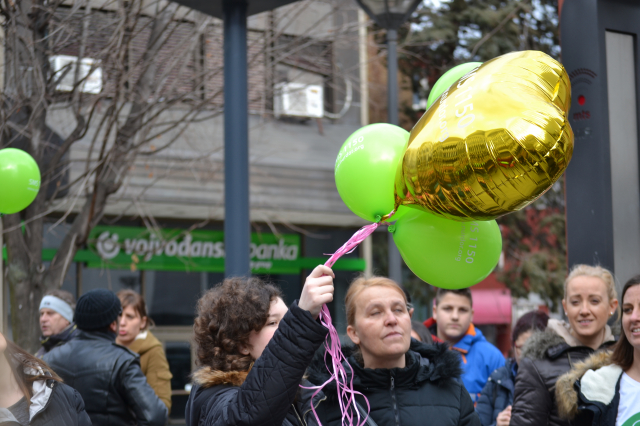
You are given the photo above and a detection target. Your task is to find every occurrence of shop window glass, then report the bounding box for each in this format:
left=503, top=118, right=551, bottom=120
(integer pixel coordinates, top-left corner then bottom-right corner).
left=252, top=274, right=301, bottom=307
left=146, top=271, right=202, bottom=326
left=81, top=267, right=141, bottom=294
left=206, top=273, right=225, bottom=289
left=165, top=341, right=191, bottom=420
left=477, top=324, right=498, bottom=346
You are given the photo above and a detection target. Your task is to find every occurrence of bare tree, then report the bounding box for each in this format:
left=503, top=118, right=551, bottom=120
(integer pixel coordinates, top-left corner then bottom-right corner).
left=0, top=0, right=226, bottom=351
left=1, top=0, right=366, bottom=352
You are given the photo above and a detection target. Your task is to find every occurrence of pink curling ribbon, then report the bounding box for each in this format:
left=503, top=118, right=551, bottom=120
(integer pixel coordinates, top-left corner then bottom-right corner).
left=302, top=211, right=396, bottom=426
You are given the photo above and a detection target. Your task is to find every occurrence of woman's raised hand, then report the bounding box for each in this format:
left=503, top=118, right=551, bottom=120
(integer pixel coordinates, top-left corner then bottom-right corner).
left=298, top=265, right=335, bottom=319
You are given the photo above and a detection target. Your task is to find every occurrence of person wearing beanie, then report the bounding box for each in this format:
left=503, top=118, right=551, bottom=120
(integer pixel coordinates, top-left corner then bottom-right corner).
left=44, top=289, right=168, bottom=426
left=36, top=289, right=80, bottom=358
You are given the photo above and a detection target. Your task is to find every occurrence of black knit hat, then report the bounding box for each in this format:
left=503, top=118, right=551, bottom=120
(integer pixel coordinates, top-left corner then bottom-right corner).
left=74, top=289, right=122, bottom=331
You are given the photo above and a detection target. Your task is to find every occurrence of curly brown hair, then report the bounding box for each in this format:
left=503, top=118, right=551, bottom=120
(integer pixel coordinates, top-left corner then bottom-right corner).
left=194, top=277, right=283, bottom=372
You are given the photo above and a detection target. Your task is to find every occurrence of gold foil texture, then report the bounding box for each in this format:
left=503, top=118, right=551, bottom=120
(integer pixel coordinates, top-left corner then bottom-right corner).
left=395, top=51, right=574, bottom=221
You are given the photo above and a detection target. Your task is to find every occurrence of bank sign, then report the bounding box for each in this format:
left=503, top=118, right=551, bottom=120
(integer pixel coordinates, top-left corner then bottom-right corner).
left=88, top=226, right=302, bottom=274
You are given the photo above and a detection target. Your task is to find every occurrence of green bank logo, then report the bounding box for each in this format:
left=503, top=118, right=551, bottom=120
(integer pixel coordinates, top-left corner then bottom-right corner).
left=92, top=227, right=299, bottom=270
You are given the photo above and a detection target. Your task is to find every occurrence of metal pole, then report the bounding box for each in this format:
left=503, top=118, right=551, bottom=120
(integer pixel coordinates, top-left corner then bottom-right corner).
left=386, top=28, right=403, bottom=284
left=223, top=0, right=251, bottom=277
left=386, top=29, right=399, bottom=125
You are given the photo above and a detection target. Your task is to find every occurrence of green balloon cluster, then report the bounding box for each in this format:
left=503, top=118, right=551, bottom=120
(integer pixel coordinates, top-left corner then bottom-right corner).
left=0, top=148, right=41, bottom=214
left=390, top=209, right=502, bottom=289
left=426, top=62, right=483, bottom=109
left=334, top=62, right=504, bottom=289
left=334, top=123, right=409, bottom=223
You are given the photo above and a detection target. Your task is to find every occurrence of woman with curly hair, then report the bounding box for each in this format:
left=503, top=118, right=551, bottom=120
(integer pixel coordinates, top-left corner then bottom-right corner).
left=185, top=265, right=334, bottom=426
left=0, top=331, right=90, bottom=425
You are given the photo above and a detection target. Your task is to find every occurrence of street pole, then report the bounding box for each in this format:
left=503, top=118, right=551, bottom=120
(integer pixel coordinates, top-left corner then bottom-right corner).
left=223, top=0, right=251, bottom=277
left=386, top=28, right=403, bottom=285
left=386, top=29, right=399, bottom=125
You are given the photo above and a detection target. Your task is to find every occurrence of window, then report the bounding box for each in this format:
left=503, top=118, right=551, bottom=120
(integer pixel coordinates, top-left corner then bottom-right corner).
left=146, top=271, right=203, bottom=326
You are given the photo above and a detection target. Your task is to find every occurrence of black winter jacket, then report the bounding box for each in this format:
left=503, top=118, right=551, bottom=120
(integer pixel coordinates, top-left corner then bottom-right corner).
left=184, top=301, right=328, bottom=426
left=0, top=379, right=91, bottom=426
left=35, top=323, right=79, bottom=358
left=476, top=358, right=516, bottom=426
left=44, top=329, right=167, bottom=426
left=555, top=351, right=621, bottom=426
left=304, top=339, right=481, bottom=426
left=510, top=324, right=615, bottom=426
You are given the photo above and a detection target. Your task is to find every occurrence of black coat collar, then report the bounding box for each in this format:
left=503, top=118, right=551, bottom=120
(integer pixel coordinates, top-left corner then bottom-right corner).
left=306, top=339, right=462, bottom=398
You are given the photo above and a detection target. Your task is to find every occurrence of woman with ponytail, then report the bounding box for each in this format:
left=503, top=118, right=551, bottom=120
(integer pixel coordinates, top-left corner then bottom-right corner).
left=556, top=275, right=640, bottom=426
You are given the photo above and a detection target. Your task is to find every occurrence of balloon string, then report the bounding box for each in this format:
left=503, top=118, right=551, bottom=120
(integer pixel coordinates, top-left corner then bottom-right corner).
left=302, top=210, right=395, bottom=426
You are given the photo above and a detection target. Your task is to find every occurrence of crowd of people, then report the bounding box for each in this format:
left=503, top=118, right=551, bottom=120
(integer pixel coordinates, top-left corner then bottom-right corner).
left=1, top=263, right=639, bottom=425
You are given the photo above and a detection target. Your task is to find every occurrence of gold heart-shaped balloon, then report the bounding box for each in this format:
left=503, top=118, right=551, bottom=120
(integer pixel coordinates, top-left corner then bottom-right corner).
left=394, top=51, right=573, bottom=221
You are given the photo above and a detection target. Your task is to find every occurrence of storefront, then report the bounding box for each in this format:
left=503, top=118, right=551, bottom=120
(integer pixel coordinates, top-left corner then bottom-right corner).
left=14, top=220, right=364, bottom=422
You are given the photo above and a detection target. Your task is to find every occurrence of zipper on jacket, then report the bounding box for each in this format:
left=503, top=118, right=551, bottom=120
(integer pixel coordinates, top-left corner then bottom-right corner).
left=390, top=375, right=400, bottom=426
left=302, top=395, right=327, bottom=425
left=292, top=403, right=305, bottom=426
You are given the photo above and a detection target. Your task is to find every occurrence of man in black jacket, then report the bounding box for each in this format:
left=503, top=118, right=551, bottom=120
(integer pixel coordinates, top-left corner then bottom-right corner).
left=44, top=289, right=167, bottom=426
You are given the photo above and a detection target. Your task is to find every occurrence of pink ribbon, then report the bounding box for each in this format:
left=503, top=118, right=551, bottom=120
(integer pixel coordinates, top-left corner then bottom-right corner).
left=301, top=212, right=396, bottom=426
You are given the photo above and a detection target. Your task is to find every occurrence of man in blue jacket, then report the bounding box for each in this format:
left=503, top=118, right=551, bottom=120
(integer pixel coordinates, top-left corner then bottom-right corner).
left=424, top=288, right=505, bottom=403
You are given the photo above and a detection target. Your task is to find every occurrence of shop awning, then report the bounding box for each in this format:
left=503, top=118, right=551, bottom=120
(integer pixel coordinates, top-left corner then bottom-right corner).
left=471, top=289, right=512, bottom=325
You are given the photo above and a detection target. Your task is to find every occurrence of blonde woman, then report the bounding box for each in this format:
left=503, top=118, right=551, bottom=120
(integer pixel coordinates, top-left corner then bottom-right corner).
left=304, top=276, right=480, bottom=426
left=510, top=265, right=619, bottom=426
left=556, top=275, right=640, bottom=425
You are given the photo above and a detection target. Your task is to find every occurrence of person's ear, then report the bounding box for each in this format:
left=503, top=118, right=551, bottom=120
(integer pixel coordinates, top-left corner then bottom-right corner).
left=346, top=325, right=360, bottom=345
left=609, top=299, right=619, bottom=316
left=409, top=307, right=414, bottom=318
left=470, top=308, right=474, bottom=324
left=109, top=320, right=118, bottom=334
left=561, top=299, right=568, bottom=317
left=432, top=306, right=437, bottom=322
left=239, top=344, right=250, bottom=356
left=141, top=316, right=148, bottom=330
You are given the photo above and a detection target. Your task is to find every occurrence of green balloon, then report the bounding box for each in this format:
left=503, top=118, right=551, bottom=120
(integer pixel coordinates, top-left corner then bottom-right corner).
left=335, top=123, right=409, bottom=222
left=426, top=62, right=483, bottom=109
left=0, top=148, right=41, bottom=214
left=391, top=208, right=502, bottom=289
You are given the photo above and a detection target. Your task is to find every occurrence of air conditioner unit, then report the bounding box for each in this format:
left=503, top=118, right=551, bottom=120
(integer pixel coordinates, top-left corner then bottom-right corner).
left=274, top=82, right=324, bottom=118
left=50, top=55, right=103, bottom=94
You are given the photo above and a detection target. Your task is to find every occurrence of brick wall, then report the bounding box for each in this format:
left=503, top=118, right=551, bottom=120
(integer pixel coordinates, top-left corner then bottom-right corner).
left=50, top=8, right=268, bottom=112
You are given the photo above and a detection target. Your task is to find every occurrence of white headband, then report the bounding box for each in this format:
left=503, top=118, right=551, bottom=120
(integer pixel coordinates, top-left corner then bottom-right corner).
left=39, top=296, right=74, bottom=323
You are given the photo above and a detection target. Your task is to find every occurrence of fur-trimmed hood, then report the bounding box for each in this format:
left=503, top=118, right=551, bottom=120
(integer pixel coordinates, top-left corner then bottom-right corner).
left=191, top=366, right=250, bottom=389
left=520, top=326, right=568, bottom=360
left=520, top=319, right=615, bottom=361
left=555, top=351, right=621, bottom=421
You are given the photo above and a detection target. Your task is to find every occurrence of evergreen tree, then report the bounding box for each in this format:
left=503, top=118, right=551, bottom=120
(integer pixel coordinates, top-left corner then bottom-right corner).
left=396, top=0, right=565, bottom=309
